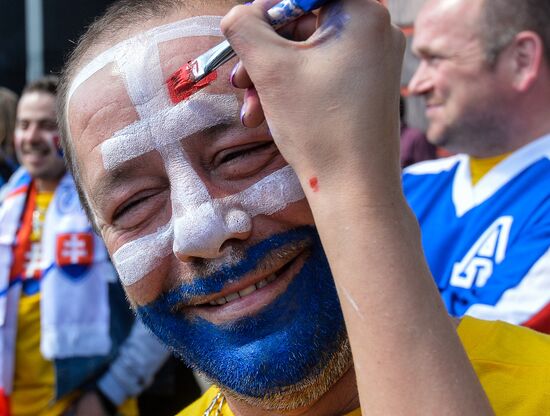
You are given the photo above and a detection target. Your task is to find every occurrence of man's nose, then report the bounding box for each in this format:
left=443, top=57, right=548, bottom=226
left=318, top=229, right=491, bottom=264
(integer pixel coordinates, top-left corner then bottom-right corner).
left=173, top=202, right=252, bottom=261
left=408, top=61, right=432, bottom=96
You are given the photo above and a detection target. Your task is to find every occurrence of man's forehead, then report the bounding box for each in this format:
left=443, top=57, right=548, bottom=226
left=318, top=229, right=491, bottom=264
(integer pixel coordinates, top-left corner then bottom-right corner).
left=414, top=0, right=483, bottom=53
left=416, top=0, right=482, bottom=34
left=68, top=16, right=229, bottom=153
left=17, top=92, right=57, bottom=119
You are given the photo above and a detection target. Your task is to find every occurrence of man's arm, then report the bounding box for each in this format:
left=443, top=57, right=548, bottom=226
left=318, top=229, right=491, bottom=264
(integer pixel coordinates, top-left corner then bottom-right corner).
left=221, top=0, right=494, bottom=414
left=96, top=320, right=170, bottom=406
left=73, top=318, right=170, bottom=415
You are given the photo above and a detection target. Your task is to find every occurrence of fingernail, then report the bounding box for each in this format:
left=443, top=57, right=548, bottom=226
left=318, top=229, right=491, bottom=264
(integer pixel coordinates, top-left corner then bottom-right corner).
left=240, top=101, right=248, bottom=126
left=229, top=62, right=239, bottom=87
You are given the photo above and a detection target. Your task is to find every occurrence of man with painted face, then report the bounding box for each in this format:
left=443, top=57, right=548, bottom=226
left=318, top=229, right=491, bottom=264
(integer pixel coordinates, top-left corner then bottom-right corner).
left=58, top=0, right=550, bottom=415
left=403, top=0, right=550, bottom=332
left=0, top=76, right=170, bottom=415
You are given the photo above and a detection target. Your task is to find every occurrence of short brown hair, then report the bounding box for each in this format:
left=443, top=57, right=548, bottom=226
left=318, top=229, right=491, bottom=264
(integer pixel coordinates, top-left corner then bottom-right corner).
left=480, top=0, right=550, bottom=66
left=23, top=75, right=59, bottom=97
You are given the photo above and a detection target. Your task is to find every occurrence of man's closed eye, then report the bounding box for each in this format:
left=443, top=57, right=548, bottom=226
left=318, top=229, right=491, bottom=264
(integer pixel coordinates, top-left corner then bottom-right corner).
left=213, top=141, right=281, bottom=179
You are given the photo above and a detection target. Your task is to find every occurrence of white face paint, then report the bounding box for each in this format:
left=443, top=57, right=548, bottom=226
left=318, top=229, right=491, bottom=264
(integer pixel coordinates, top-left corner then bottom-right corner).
left=69, top=17, right=305, bottom=286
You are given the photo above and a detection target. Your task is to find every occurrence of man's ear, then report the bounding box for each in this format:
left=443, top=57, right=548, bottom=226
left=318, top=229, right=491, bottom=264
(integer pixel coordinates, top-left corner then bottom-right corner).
left=504, top=31, right=544, bottom=92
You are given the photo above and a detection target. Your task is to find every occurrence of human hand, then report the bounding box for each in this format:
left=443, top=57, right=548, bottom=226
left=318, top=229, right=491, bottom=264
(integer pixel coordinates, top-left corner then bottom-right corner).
left=222, top=0, right=405, bottom=194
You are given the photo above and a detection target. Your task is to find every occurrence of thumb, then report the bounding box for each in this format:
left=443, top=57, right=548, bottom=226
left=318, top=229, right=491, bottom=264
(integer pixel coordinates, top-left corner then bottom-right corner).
left=220, top=2, right=292, bottom=82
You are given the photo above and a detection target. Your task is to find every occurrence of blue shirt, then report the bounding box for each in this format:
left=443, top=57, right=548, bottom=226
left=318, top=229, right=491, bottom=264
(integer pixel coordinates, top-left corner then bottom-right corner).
left=403, top=135, right=550, bottom=328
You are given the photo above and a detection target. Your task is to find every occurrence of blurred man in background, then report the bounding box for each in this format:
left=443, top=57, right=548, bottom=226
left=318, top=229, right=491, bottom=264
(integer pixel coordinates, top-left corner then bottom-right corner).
left=404, top=0, right=550, bottom=333
left=0, top=75, right=169, bottom=415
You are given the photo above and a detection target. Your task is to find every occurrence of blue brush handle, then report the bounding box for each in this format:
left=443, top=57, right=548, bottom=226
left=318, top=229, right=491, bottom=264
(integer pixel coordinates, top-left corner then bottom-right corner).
left=192, top=0, right=334, bottom=81
left=267, top=0, right=333, bottom=27
left=293, top=0, right=332, bottom=12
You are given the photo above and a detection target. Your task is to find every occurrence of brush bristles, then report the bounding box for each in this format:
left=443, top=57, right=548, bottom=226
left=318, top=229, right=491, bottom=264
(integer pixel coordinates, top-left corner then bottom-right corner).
left=167, top=62, right=218, bottom=104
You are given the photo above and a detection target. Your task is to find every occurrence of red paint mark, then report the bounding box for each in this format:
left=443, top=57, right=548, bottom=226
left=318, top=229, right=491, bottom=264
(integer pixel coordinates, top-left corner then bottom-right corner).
left=53, top=135, right=61, bottom=149
left=309, top=177, right=319, bottom=192
left=167, top=61, right=218, bottom=104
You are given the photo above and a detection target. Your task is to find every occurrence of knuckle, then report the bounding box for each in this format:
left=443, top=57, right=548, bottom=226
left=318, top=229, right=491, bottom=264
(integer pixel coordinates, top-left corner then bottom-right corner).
left=393, top=27, right=406, bottom=53
left=368, top=1, right=392, bottom=27
left=220, top=5, right=252, bottom=38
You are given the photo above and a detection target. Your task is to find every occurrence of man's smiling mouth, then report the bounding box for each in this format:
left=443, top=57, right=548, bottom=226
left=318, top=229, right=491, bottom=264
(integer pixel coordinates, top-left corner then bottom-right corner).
left=201, top=249, right=302, bottom=308
left=208, top=272, right=279, bottom=306
left=169, top=238, right=311, bottom=323
left=23, top=147, right=50, bottom=157
left=192, top=249, right=307, bottom=324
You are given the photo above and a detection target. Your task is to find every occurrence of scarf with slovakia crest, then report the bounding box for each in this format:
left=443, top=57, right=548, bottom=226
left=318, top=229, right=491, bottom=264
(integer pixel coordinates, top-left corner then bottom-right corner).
left=0, top=168, right=115, bottom=408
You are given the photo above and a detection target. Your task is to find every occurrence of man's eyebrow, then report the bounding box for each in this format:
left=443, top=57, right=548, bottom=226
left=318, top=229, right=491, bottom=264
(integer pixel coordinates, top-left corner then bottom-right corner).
left=16, top=116, right=56, bottom=123
left=413, top=45, right=439, bottom=59
left=189, top=122, right=230, bottom=143
left=90, top=161, right=144, bottom=211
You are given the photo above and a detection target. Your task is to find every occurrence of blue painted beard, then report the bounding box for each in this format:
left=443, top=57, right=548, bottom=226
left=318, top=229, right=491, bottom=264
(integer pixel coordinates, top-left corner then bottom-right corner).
left=137, top=226, right=347, bottom=399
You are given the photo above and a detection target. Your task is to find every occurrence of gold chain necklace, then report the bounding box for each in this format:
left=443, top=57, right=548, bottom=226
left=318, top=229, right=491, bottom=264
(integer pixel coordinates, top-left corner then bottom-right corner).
left=203, top=391, right=226, bottom=416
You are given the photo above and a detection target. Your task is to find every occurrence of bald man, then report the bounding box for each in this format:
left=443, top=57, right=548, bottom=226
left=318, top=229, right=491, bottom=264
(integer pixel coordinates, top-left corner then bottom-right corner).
left=404, top=0, right=550, bottom=333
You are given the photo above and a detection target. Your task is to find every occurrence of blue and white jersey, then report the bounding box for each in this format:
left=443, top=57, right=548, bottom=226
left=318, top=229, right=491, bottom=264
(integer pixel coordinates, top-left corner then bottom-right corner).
left=403, top=134, right=550, bottom=332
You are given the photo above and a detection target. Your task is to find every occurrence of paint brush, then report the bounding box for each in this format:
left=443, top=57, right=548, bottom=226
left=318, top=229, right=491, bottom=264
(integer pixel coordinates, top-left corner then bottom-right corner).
left=167, top=0, right=333, bottom=103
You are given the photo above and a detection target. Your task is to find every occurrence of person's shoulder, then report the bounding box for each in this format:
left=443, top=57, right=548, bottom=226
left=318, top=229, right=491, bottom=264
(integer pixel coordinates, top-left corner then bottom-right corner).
left=177, top=386, right=227, bottom=416
left=458, top=317, right=550, bottom=366
left=0, top=167, right=31, bottom=203
left=458, top=317, right=550, bottom=415
left=402, top=155, right=464, bottom=200
left=403, top=154, right=464, bottom=177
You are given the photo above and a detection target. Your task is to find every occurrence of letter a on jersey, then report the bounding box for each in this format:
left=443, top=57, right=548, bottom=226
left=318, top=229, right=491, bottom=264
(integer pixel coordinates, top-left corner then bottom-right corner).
left=450, top=216, right=513, bottom=289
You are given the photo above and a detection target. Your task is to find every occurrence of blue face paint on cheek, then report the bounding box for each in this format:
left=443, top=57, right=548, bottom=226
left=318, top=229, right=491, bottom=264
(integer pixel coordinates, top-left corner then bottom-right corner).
left=137, top=226, right=347, bottom=397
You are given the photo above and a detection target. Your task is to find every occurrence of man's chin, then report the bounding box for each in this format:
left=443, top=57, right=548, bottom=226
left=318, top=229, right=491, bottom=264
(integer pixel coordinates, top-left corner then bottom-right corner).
left=220, top=334, right=353, bottom=412
left=425, top=126, right=444, bottom=147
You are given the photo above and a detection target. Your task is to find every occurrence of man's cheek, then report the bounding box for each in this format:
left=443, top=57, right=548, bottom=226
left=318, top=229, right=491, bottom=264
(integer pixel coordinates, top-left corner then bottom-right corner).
left=14, top=129, right=24, bottom=150
left=123, top=263, right=172, bottom=306
left=126, top=276, right=160, bottom=306
left=37, top=131, right=64, bottom=156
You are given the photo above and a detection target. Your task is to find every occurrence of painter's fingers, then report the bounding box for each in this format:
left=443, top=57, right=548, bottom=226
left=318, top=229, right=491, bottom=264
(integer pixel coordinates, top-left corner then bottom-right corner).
left=241, top=87, right=265, bottom=128
left=231, top=65, right=267, bottom=128
left=223, top=0, right=405, bottom=176
left=276, top=13, right=318, bottom=41
left=229, top=8, right=317, bottom=90
left=252, top=0, right=281, bottom=10
left=230, top=61, right=252, bottom=90
left=221, top=2, right=290, bottom=83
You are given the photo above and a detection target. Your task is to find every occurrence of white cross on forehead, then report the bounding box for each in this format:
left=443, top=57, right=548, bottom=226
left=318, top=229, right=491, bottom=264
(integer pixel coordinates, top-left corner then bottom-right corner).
left=69, top=17, right=305, bottom=286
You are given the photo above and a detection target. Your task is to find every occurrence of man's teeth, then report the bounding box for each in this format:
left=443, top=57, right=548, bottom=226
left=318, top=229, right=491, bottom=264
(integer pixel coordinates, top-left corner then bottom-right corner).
left=209, top=273, right=277, bottom=306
